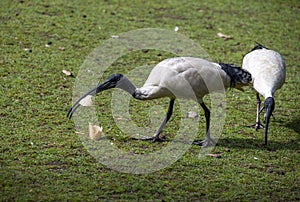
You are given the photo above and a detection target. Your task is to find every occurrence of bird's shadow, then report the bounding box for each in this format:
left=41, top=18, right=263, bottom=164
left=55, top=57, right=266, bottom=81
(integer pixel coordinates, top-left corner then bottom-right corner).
left=130, top=117, right=300, bottom=151
left=131, top=129, right=299, bottom=151
left=216, top=137, right=299, bottom=151
left=206, top=117, right=300, bottom=151
left=285, top=117, right=300, bottom=135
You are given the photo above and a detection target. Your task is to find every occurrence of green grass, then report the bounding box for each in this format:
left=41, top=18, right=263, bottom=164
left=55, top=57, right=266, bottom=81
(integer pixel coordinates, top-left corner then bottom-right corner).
left=1, top=0, right=299, bottom=201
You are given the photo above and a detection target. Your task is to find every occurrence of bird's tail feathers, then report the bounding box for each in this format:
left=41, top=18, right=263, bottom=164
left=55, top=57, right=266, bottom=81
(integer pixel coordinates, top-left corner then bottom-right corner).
left=251, top=42, right=268, bottom=51
left=219, top=63, right=252, bottom=88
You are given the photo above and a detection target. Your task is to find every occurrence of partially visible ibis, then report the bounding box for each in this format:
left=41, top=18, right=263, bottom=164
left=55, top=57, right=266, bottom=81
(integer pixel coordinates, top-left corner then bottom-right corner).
left=242, top=44, right=286, bottom=145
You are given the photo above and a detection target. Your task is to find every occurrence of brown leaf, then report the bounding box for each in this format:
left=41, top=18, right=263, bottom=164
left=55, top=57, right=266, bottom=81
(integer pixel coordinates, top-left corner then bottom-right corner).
left=217, top=32, right=233, bottom=40
left=79, top=95, right=93, bottom=107
left=75, top=131, right=85, bottom=135
left=62, top=69, right=75, bottom=78
left=89, top=123, right=102, bottom=140
left=206, top=153, right=222, bottom=158
left=224, top=148, right=230, bottom=152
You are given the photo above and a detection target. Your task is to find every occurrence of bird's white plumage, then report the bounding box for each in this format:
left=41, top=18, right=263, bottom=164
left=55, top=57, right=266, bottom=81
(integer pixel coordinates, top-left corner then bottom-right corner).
left=242, top=45, right=286, bottom=145
left=243, top=48, right=286, bottom=98
left=68, top=56, right=251, bottom=147
left=138, top=57, right=231, bottom=102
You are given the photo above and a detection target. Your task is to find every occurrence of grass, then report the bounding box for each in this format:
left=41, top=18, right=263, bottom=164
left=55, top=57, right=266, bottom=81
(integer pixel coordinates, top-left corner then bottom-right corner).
left=1, top=0, right=299, bottom=201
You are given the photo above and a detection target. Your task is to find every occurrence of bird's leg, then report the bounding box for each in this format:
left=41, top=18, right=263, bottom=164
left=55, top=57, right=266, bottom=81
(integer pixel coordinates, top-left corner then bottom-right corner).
left=248, top=93, right=264, bottom=130
left=193, top=102, right=215, bottom=147
left=255, top=93, right=265, bottom=130
left=151, top=99, right=175, bottom=142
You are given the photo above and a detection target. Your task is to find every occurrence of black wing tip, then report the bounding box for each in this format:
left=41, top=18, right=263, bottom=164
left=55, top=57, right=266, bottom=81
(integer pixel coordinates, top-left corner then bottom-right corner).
left=218, top=62, right=240, bottom=69
left=218, top=63, right=252, bottom=87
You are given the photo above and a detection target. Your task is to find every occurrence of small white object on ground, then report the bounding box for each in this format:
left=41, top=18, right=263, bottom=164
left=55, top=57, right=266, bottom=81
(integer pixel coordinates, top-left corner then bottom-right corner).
left=89, top=123, right=102, bottom=140
left=188, top=111, right=198, bottom=118
left=62, top=69, right=72, bottom=76
left=79, top=95, right=93, bottom=106
left=111, top=35, right=119, bottom=38
left=217, top=32, right=233, bottom=39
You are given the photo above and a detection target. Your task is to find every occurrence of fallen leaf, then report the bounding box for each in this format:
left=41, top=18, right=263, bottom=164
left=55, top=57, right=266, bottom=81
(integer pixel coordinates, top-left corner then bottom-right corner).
left=58, top=46, right=65, bottom=51
left=75, top=131, right=85, bottom=135
left=224, top=148, right=230, bottom=152
left=188, top=111, right=198, bottom=118
left=79, top=95, right=93, bottom=106
left=111, top=35, right=119, bottom=39
left=217, top=32, right=233, bottom=40
left=89, top=123, right=102, bottom=140
left=206, top=153, right=221, bottom=158
left=62, top=69, right=75, bottom=77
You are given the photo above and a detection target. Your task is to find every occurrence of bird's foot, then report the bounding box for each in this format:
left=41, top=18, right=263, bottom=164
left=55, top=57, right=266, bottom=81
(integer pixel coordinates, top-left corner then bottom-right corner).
left=131, top=135, right=166, bottom=142
left=151, top=135, right=166, bottom=143
left=193, top=138, right=216, bottom=147
left=247, top=122, right=264, bottom=131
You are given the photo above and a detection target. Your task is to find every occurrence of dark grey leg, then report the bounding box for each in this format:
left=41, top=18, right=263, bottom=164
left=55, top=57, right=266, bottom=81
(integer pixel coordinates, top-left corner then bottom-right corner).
left=152, top=99, right=175, bottom=142
left=194, top=102, right=215, bottom=147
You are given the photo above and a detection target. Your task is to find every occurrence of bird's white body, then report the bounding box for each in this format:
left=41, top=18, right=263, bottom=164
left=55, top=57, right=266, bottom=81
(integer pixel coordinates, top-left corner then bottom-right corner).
left=242, top=45, right=286, bottom=145
left=243, top=48, right=286, bottom=98
left=69, top=56, right=252, bottom=146
left=137, top=57, right=231, bottom=102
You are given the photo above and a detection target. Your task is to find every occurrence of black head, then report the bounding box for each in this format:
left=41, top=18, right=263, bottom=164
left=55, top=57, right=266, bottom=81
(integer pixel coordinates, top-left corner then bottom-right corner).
left=105, top=73, right=124, bottom=82
left=263, top=97, right=275, bottom=145
left=95, top=73, right=124, bottom=93
left=264, top=97, right=275, bottom=121
left=67, top=74, right=125, bottom=118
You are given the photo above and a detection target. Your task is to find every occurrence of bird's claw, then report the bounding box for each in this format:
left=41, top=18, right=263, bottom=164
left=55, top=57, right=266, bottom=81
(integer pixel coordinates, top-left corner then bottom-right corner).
left=131, top=135, right=166, bottom=142
left=151, top=136, right=166, bottom=142
left=193, top=138, right=216, bottom=147
left=247, top=122, right=265, bottom=131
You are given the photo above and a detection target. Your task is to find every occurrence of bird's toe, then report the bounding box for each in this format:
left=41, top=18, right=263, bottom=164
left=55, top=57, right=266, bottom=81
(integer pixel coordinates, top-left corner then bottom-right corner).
left=131, top=135, right=166, bottom=142
left=193, top=138, right=216, bottom=147
left=151, top=135, right=166, bottom=143
left=247, top=122, right=264, bottom=131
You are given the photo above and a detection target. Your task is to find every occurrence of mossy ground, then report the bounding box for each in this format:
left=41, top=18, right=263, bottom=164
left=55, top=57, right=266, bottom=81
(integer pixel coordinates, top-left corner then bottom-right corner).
left=1, top=0, right=299, bottom=201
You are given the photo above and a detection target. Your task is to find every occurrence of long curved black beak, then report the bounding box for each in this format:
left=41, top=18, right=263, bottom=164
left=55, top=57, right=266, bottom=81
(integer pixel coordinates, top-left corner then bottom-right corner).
left=67, top=74, right=124, bottom=118
left=263, top=97, right=275, bottom=145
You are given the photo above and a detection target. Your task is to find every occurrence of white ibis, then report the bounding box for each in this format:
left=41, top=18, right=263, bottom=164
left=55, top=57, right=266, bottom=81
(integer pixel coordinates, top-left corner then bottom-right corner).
left=68, top=57, right=252, bottom=147
left=242, top=44, right=286, bottom=145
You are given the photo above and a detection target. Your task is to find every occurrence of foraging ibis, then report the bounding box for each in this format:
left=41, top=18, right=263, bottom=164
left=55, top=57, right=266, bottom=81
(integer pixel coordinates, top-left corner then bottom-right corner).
left=242, top=44, right=286, bottom=145
left=68, top=57, right=252, bottom=147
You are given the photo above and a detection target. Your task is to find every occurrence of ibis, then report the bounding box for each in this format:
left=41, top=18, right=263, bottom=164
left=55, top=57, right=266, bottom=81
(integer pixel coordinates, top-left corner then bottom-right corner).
left=68, top=57, right=252, bottom=147
left=242, top=44, right=286, bottom=145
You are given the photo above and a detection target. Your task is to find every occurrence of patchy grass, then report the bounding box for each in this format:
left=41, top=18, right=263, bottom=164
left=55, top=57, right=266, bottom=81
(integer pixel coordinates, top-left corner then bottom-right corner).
left=1, top=0, right=299, bottom=201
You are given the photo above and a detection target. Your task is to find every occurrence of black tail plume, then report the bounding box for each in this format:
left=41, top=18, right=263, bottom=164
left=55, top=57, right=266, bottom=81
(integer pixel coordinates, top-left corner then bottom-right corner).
left=251, top=42, right=268, bottom=51
left=219, top=63, right=252, bottom=88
